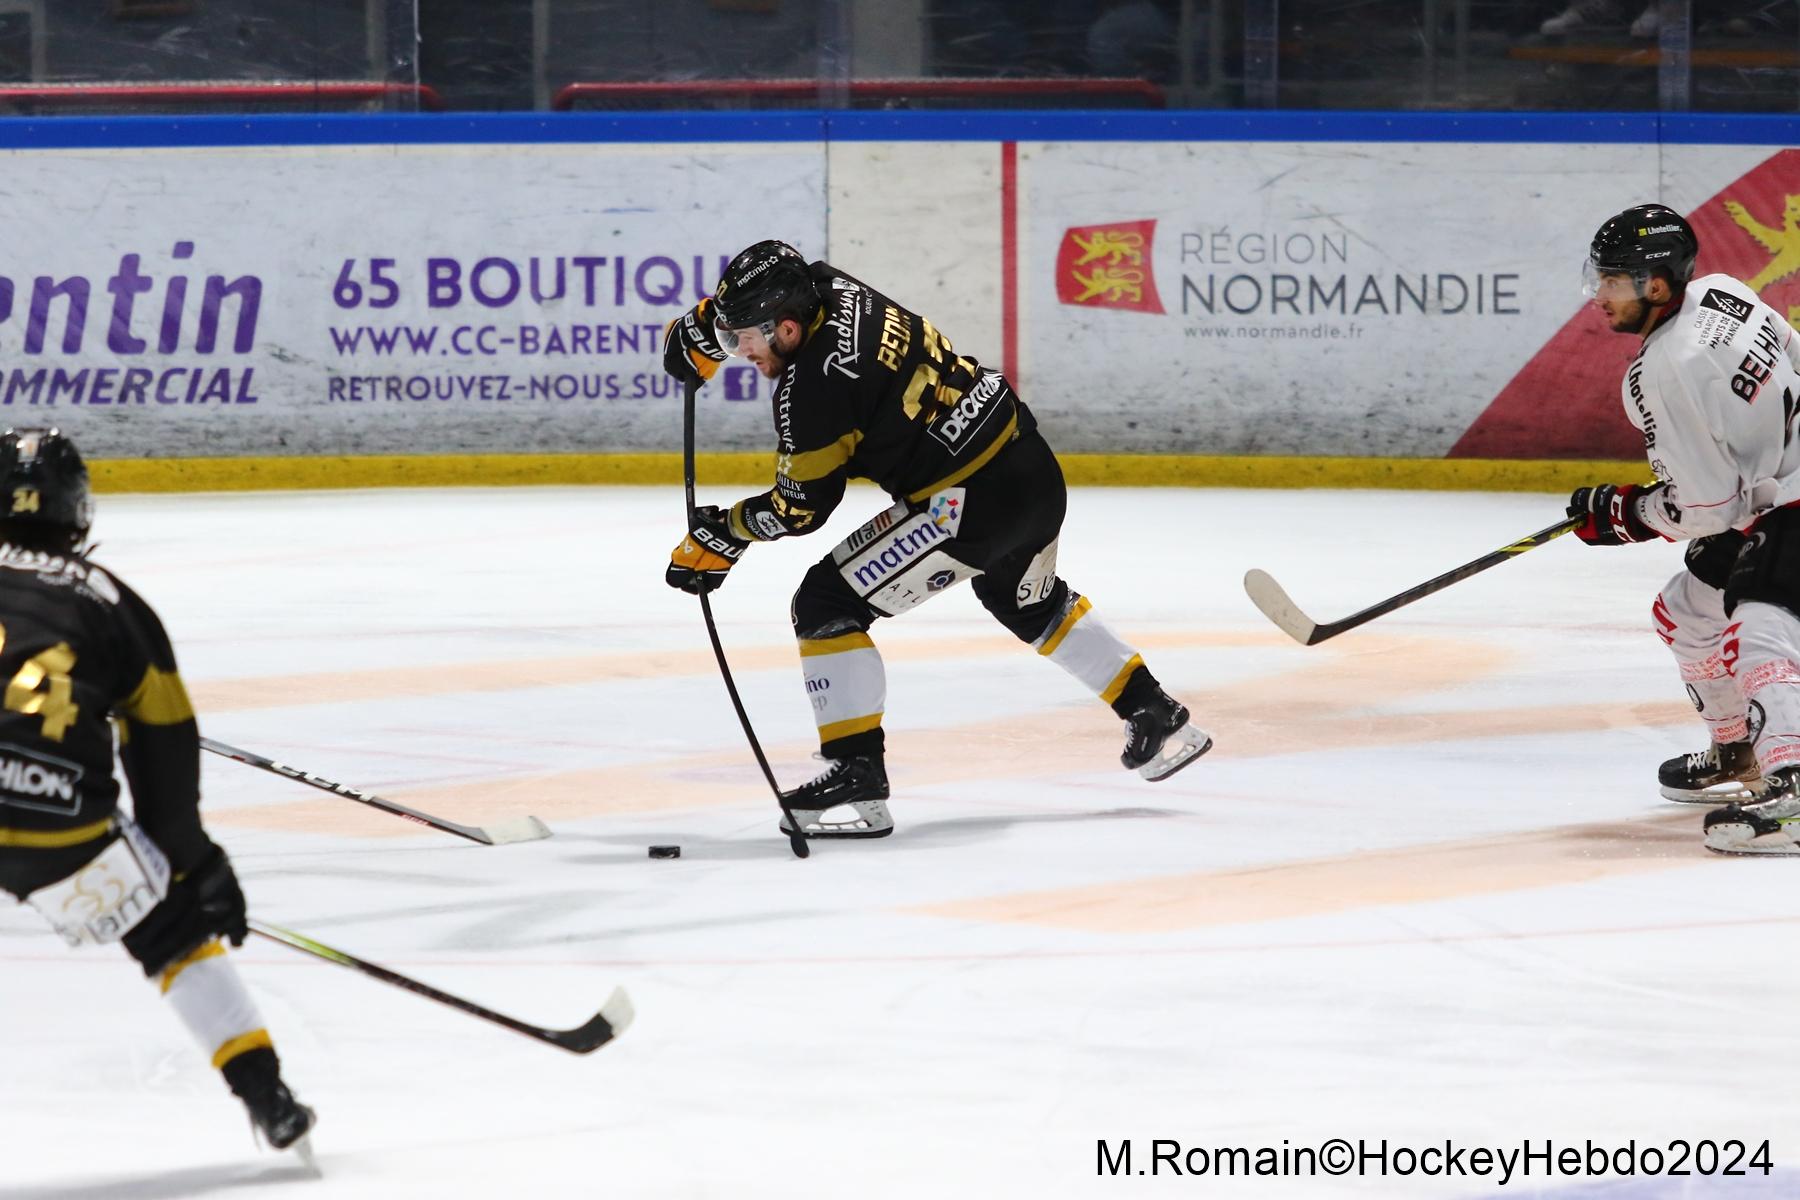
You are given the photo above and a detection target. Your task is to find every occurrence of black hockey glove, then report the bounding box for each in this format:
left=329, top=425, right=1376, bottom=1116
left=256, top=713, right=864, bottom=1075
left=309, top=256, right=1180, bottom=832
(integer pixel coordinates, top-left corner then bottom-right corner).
left=183, top=843, right=249, bottom=948
left=667, top=505, right=748, bottom=594
left=662, top=297, right=727, bottom=384
left=1684, top=530, right=1748, bottom=591
left=1568, top=482, right=1663, bottom=546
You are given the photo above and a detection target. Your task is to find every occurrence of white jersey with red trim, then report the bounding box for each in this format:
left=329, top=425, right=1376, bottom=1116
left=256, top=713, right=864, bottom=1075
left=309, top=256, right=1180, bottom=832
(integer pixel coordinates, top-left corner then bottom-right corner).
left=1625, top=272, right=1800, bottom=540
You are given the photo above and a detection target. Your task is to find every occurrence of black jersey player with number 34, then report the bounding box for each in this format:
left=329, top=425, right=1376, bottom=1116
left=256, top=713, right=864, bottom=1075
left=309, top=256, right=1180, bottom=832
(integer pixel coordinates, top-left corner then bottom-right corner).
left=0, top=428, right=314, bottom=1153
left=663, top=241, right=1211, bottom=839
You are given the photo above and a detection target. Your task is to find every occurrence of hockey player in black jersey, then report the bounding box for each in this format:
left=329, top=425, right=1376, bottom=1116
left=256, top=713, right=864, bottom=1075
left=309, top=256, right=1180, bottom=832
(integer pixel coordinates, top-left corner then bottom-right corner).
left=0, top=428, right=315, bottom=1152
left=664, top=241, right=1210, bottom=839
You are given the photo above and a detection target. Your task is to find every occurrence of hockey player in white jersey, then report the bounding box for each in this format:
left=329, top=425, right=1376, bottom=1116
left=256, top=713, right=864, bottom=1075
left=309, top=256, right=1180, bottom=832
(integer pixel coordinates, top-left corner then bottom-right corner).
left=1565, top=203, right=1800, bottom=853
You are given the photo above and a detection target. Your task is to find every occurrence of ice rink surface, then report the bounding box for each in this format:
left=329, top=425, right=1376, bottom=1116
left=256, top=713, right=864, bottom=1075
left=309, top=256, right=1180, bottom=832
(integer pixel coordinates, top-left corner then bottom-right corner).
left=3, top=483, right=1795, bottom=1200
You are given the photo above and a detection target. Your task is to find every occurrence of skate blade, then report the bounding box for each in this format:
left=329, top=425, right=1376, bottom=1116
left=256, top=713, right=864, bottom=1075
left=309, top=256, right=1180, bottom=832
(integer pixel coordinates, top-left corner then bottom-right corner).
left=779, top=799, right=894, bottom=839
left=778, top=821, right=894, bottom=839
left=290, top=1134, right=321, bottom=1176
left=1703, top=819, right=1800, bottom=855
left=1136, top=727, right=1213, bottom=783
left=1661, top=780, right=1764, bottom=805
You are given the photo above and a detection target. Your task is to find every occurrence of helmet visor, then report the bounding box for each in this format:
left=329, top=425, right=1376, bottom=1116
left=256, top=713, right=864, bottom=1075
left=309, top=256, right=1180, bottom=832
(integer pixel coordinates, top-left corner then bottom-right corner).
left=1582, top=259, right=1645, bottom=302
left=713, top=313, right=778, bottom=357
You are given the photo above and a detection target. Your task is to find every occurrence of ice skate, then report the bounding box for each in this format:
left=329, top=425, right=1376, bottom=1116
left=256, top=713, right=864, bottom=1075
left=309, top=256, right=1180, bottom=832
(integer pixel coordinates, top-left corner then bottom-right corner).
left=247, top=1081, right=316, bottom=1155
left=1658, top=740, right=1762, bottom=804
left=778, top=754, right=893, bottom=839
left=1120, top=688, right=1212, bottom=782
left=225, top=1049, right=317, bottom=1156
left=1703, top=767, right=1800, bottom=855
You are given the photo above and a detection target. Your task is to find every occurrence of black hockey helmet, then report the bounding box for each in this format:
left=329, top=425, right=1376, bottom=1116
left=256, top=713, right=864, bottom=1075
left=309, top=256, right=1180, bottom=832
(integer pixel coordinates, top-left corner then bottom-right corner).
left=711, top=240, right=820, bottom=349
left=0, top=427, right=93, bottom=551
left=1585, top=203, right=1699, bottom=295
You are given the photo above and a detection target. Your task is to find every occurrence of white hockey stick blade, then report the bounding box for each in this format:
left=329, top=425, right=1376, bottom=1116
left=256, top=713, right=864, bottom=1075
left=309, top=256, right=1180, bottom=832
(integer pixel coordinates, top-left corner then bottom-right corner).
left=546, top=986, right=636, bottom=1053
left=479, top=815, right=554, bottom=845
left=601, top=987, right=636, bottom=1038
left=1243, top=569, right=1320, bottom=645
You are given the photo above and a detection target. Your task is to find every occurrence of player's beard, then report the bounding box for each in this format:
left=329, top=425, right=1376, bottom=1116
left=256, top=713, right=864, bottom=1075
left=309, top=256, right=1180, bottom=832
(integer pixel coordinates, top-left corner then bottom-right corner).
left=749, top=334, right=793, bottom=378
left=1606, top=296, right=1652, bottom=334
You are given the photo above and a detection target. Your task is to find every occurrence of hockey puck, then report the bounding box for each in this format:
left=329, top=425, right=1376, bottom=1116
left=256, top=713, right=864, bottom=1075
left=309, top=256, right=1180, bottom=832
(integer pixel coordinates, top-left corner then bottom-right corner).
left=648, top=845, right=681, bottom=859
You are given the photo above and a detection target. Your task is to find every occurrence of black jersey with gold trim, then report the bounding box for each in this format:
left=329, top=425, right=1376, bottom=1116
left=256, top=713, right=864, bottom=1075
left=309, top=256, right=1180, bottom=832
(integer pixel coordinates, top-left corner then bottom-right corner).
left=0, top=543, right=207, bottom=869
left=728, top=263, right=1037, bottom=542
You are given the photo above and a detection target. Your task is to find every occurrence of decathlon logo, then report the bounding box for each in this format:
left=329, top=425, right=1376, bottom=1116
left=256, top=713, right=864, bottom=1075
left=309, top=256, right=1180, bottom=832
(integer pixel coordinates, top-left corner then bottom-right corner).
left=0, top=745, right=84, bottom=816
left=928, top=371, right=1004, bottom=451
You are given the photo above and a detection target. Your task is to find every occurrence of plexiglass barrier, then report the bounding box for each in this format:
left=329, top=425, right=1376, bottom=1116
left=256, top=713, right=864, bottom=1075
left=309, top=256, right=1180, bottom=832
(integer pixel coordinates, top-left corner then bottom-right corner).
left=2, top=1, right=1795, bottom=114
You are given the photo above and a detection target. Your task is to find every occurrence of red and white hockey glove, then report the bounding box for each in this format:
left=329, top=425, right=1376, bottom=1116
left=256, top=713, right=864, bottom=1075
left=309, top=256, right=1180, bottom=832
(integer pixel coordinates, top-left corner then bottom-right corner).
left=1567, top=482, right=1662, bottom=546
left=667, top=505, right=748, bottom=594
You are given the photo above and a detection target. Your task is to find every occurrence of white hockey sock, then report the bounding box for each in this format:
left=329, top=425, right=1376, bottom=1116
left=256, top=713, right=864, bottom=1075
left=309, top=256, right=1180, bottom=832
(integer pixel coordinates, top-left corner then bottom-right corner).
left=799, top=631, right=886, bottom=746
left=1656, top=573, right=1749, bottom=743
left=1681, top=653, right=1750, bottom=743
left=1729, top=603, right=1800, bottom=773
left=1035, top=594, right=1143, bottom=705
left=159, top=939, right=273, bottom=1070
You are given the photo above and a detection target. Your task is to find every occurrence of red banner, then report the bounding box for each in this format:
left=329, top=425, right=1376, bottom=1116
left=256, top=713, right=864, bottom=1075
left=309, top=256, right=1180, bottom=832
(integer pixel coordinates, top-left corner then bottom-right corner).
left=1454, top=150, right=1800, bottom=459
left=1054, top=220, right=1164, bottom=315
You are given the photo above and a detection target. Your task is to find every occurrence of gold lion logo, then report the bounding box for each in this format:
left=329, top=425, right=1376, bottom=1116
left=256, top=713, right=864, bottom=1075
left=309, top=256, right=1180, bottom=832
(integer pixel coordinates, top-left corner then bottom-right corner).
left=1724, top=193, right=1800, bottom=291
left=1070, top=267, right=1146, bottom=305
left=1069, top=230, right=1145, bottom=269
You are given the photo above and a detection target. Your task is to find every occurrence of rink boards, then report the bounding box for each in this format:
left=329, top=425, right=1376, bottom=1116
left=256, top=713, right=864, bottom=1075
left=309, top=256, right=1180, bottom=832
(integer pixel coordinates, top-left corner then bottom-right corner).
left=0, top=110, right=1797, bottom=486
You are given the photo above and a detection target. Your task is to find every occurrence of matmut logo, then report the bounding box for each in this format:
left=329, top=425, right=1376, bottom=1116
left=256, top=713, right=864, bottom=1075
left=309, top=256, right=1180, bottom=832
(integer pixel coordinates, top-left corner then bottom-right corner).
left=1055, top=220, right=1165, bottom=314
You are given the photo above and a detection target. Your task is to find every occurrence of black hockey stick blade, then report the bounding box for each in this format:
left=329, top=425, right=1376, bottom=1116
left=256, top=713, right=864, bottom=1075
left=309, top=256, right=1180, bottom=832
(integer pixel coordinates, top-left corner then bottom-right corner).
left=249, top=920, right=633, bottom=1054
left=681, top=371, right=810, bottom=859
left=1244, top=515, right=1582, bottom=646
left=201, top=737, right=551, bottom=846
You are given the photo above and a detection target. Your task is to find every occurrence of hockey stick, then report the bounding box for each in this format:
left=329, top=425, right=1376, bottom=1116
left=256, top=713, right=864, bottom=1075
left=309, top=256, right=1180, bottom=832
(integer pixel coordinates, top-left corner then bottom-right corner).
left=201, top=737, right=551, bottom=846
left=1244, top=515, right=1582, bottom=646
left=248, top=920, right=632, bottom=1055
left=681, top=372, right=811, bottom=860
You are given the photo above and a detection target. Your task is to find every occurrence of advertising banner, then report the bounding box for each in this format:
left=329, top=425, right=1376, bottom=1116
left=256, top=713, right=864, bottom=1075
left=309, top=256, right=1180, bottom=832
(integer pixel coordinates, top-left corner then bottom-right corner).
left=1456, top=144, right=1800, bottom=459
left=1024, top=140, right=1648, bottom=457
left=1022, top=140, right=1796, bottom=460
left=0, top=142, right=825, bottom=458
left=8, top=120, right=1799, bottom=470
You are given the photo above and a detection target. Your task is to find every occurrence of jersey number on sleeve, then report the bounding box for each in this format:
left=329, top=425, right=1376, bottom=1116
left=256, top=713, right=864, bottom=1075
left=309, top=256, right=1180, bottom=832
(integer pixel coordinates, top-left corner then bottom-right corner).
left=0, top=622, right=81, bottom=742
